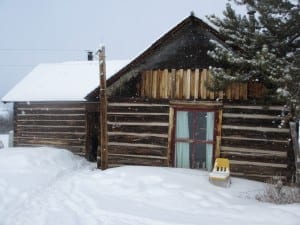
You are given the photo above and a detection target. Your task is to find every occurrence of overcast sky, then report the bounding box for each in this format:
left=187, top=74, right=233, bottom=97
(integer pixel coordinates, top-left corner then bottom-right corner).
left=0, top=0, right=246, bottom=99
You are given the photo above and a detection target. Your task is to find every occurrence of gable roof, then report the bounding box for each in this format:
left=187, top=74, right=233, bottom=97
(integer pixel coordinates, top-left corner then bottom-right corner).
left=86, top=15, right=224, bottom=100
left=2, top=60, right=128, bottom=102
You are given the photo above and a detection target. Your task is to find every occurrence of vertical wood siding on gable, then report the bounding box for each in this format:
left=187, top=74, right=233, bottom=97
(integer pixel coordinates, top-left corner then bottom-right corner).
left=140, top=69, right=249, bottom=100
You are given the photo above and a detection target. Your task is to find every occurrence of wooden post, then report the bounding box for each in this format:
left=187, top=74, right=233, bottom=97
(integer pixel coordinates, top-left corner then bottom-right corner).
left=98, top=46, right=108, bottom=170
left=290, top=122, right=300, bottom=187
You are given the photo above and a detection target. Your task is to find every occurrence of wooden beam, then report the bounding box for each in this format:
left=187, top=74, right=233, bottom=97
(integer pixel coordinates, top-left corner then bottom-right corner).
left=170, top=69, right=176, bottom=99
left=194, top=69, right=199, bottom=100
left=167, top=107, right=174, bottom=166
left=152, top=70, right=157, bottom=98
left=99, top=46, right=108, bottom=170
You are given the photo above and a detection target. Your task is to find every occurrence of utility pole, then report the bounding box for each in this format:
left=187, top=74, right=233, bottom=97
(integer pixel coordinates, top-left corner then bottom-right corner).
left=98, top=46, right=108, bottom=170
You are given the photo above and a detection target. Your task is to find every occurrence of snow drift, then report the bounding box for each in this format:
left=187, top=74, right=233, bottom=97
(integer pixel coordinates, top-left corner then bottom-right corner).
left=0, top=147, right=299, bottom=225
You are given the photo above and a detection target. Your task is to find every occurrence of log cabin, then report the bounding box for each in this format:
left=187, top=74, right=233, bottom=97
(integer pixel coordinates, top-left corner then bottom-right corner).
left=86, top=14, right=295, bottom=182
left=2, top=60, right=127, bottom=160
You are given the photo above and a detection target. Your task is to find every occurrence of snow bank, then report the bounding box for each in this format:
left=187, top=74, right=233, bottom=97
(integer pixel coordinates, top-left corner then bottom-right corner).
left=2, top=60, right=128, bottom=102
left=0, top=147, right=91, bottom=223
left=0, top=147, right=299, bottom=225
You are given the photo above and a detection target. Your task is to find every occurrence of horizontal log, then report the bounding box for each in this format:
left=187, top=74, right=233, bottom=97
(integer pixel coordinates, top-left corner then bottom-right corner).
left=108, top=112, right=168, bottom=116
left=15, top=126, right=85, bottom=133
left=16, top=102, right=86, bottom=108
left=221, top=152, right=287, bottom=164
left=222, top=125, right=289, bottom=133
left=222, top=126, right=290, bottom=140
left=16, top=115, right=85, bottom=121
left=230, top=159, right=287, bottom=168
left=230, top=172, right=286, bottom=182
left=223, top=105, right=284, bottom=111
left=221, top=146, right=287, bottom=156
left=223, top=113, right=281, bottom=119
left=17, top=109, right=85, bottom=115
left=223, top=105, right=285, bottom=115
left=15, top=137, right=85, bottom=146
left=108, top=132, right=168, bottom=138
left=108, top=145, right=167, bottom=157
left=221, top=136, right=289, bottom=151
left=107, top=114, right=169, bottom=123
left=17, top=107, right=85, bottom=111
left=107, top=121, right=168, bottom=127
left=108, top=124, right=168, bottom=134
left=109, top=153, right=167, bottom=160
left=108, top=105, right=169, bottom=113
left=222, top=118, right=285, bottom=128
left=17, top=120, right=85, bottom=126
left=229, top=164, right=289, bottom=176
left=109, top=134, right=168, bottom=146
left=15, top=131, right=85, bottom=139
left=108, top=102, right=169, bottom=107
left=108, top=155, right=168, bottom=167
left=108, top=142, right=167, bottom=149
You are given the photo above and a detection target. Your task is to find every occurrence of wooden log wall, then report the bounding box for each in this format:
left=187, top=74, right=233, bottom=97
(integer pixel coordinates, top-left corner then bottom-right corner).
left=14, top=102, right=86, bottom=155
left=221, top=104, right=293, bottom=182
left=107, top=100, right=170, bottom=167
left=140, top=69, right=248, bottom=100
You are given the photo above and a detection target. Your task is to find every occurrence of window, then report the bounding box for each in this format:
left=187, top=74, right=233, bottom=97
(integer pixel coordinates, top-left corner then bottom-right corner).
left=174, top=110, right=216, bottom=171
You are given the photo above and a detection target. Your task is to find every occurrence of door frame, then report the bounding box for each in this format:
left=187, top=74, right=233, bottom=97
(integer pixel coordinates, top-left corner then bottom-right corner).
left=167, top=101, right=223, bottom=169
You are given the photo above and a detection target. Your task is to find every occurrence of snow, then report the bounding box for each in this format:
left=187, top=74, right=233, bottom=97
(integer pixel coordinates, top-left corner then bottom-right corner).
left=2, top=60, right=128, bottom=102
left=0, top=147, right=299, bottom=225
left=0, top=134, right=9, bottom=148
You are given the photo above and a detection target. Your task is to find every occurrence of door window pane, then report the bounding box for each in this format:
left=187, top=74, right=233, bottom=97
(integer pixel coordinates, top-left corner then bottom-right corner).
left=175, top=110, right=215, bottom=171
left=175, top=142, right=190, bottom=168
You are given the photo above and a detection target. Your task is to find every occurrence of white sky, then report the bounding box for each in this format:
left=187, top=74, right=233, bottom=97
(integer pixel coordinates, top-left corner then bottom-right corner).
left=0, top=0, right=246, bottom=98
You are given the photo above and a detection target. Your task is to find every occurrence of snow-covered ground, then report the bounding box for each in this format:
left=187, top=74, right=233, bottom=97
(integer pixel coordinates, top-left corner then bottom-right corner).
left=0, top=147, right=299, bottom=225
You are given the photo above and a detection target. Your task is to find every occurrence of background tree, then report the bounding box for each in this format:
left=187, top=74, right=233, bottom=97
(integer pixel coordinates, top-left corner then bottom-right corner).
left=207, top=0, right=299, bottom=115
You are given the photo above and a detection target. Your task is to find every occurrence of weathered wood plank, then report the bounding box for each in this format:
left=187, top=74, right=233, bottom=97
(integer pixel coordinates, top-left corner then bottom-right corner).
left=109, top=134, right=167, bottom=146
left=184, top=69, right=191, bottom=99
left=15, top=126, right=85, bottom=133
left=108, top=155, right=168, bottom=167
left=170, top=69, right=176, bottom=99
left=17, top=120, right=85, bottom=126
left=207, top=70, right=214, bottom=99
left=16, top=115, right=85, bottom=120
left=16, top=102, right=86, bottom=109
left=162, top=69, right=168, bottom=98
left=157, top=70, right=162, bottom=98
left=221, top=137, right=289, bottom=151
left=108, top=114, right=168, bottom=123
left=178, top=69, right=184, bottom=99
left=194, top=69, right=199, bottom=100
left=108, top=124, right=168, bottom=134
left=152, top=70, right=157, bottom=98
left=108, top=145, right=167, bottom=157
left=200, top=69, right=207, bottom=99
left=15, top=137, right=85, bottom=146
left=222, top=152, right=287, bottom=164
left=16, top=131, right=85, bottom=139
left=140, top=72, right=145, bottom=97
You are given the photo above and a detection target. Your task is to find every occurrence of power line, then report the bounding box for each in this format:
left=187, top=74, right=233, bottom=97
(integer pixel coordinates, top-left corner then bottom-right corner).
left=0, top=48, right=87, bottom=52
left=0, top=65, right=35, bottom=67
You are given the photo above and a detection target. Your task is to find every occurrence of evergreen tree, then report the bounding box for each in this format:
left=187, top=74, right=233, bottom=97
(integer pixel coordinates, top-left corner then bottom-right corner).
left=207, top=0, right=300, bottom=113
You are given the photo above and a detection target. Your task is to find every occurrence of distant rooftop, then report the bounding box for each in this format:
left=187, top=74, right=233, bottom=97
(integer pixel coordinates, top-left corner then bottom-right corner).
left=2, top=60, right=128, bottom=102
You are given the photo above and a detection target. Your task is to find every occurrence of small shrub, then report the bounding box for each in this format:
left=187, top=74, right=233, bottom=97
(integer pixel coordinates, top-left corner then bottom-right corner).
left=256, top=176, right=300, bottom=204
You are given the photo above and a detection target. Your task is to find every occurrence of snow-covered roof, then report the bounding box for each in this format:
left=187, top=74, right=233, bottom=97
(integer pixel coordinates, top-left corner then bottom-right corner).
left=2, top=60, right=128, bottom=102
